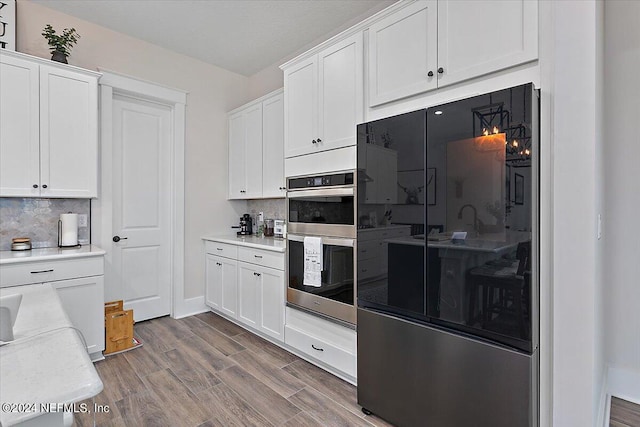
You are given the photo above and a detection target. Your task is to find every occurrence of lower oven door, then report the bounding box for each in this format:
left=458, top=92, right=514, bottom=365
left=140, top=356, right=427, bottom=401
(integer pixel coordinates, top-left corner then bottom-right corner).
left=287, top=234, right=356, bottom=324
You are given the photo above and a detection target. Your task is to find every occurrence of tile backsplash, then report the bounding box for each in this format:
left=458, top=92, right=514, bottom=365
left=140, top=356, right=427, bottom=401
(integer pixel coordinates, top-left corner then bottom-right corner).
left=247, top=199, right=286, bottom=221
left=0, top=198, right=90, bottom=250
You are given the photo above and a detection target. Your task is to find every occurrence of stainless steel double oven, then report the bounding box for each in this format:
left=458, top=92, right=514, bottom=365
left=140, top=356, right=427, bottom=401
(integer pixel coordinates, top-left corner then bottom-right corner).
left=286, top=171, right=357, bottom=325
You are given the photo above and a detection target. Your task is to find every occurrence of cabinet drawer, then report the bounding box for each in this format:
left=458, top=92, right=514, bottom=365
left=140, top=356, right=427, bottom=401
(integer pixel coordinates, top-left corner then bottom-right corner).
left=285, top=325, right=356, bottom=378
left=238, top=247, right=284, bottom=271
left=0, top=257, right=104, bottom=288
left=357, top=240, right=381, bottom=261
left=285, top=306, right=356, bottom=351
left=204, top=241, right=238, bottom=259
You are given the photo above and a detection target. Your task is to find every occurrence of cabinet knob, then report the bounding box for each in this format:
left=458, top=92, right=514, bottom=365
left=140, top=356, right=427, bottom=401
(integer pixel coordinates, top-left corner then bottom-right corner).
left=317, top=138, right=322, bottom=143
left=428, top=70, right=434, bottom=77
left=312, top=139, right=317, bottom=144
left=33, top=184, right=39, bottom=188
left=216, top=262, right=222, bottom=266
left=42, top=184, right=48, bottom=189
left=437, top=67, right=444, bottom=74
left=253, top=272, right=261, bottom=277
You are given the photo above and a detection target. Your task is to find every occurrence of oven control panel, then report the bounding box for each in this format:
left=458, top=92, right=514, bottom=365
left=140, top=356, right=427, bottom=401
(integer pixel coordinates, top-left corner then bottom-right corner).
left=288, top=172, right=354, bottom=190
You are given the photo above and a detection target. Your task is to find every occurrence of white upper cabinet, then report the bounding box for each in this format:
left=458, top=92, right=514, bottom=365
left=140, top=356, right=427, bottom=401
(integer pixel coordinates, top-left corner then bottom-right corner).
left=0, top=51, right=99, bottom=198
left=368, top=1, right=438, bottom=107
left=367, top=0, right=538, bottom=107
left=437, top=0, right=538, bottom=88
left=228, top=102, right=263, bottom=199
left=261, top=92, right=285, bottom=198
left=284, top=32, right=363, bottom=158
left=228, top=89, right=284, bottom=200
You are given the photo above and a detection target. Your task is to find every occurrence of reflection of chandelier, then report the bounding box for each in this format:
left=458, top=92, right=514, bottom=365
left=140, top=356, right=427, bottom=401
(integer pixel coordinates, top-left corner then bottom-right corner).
left=472, top=88, right=532, bottom=163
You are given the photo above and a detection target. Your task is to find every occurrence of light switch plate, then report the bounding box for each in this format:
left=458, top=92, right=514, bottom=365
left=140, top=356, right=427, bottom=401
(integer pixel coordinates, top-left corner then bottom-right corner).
left=78, top=214, right=88, bottom=228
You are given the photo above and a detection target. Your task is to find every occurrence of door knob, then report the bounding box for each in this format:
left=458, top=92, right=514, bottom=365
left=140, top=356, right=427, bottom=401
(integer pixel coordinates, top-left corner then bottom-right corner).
left=112, top=235, right=128, bottom=242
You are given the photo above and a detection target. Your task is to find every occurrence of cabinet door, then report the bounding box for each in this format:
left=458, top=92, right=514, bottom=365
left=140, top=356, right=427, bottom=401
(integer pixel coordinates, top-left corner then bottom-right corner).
left=205, top=253, right=222, bottom=310
left=243, top=102, right=263, bottom=199
left=39, top=65, right=98, bottom=197
left=261, top=92, right=285, bottom=198
left=219, top=257, right=238, bottom=318
left=437, top=0, right=538, bottom=88
left=284, top=56, right=318, bottom=158
left=368, top=0, right=437, bottom=107
left=0, top=54, right=40, bottom=197
left=317, top=32, right=363, bottom=152
left=237, top=262, right=260, bottom=328
left=49, top=276, right=105, bottom=358
left=259, top=266, right=284, bottom=342
left=228, top=110, right=246, bottom=199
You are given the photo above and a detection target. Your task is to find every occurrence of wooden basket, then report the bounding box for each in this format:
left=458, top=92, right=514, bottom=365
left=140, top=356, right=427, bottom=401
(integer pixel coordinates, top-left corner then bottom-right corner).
left=104, top=300, right=135, bottom=355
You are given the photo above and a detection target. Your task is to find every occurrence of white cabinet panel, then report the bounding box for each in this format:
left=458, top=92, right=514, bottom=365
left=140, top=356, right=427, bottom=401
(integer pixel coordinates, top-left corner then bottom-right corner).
left=284, top=57, right=317, bottom=158
left=259, top=267, right=284, bottom=341
left=205, top=254, right=221, bottom=310
left=220, top=257, right=238, bottom=318
left=262, top=92, right=285, bottom=198
left=0, top=54, right=40, bottom=197
left=318, top=33, right=364, bottom=152
left=244, top=103, right=263, bottom=198
left=50, top=275, right=105, bottom=358
left=228, top=111, right=246, bottom=198
left=39, top=65, right=98, bottom=198
left=368, top=1, right=437, bottom=106
left=437, top=0, right=538, bottom=88
left=238, top=263, right=260, bottom=328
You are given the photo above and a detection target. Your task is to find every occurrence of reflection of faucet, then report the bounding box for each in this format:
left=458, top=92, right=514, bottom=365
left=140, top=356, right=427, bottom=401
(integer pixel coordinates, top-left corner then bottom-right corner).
left=457, top=204, right=478, bottom=233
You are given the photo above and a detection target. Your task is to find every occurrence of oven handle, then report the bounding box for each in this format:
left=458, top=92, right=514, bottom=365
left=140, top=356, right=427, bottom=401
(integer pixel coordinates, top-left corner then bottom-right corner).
left=287, top=234, right=354, bottom=247
left=286, top=187, right=354, bottom=199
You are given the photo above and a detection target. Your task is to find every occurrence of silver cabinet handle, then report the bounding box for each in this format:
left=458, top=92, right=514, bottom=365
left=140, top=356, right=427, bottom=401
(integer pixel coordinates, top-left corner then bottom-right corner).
left=31, top=269, right=54, bottom=274
left=254, top=255, right=263, bottom=259
left=216, top=248, right=223, bottom=251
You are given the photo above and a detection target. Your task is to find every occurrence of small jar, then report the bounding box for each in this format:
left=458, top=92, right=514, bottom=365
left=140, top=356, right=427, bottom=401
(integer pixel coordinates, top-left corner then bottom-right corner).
left=264, top=219, right=274, bottom=237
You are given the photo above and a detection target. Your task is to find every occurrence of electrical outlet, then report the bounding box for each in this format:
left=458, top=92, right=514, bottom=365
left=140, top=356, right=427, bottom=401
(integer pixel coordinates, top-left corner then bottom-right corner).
left=78, top=214, right=88, bottom=228
left=258, top=212, right=264, bottom=222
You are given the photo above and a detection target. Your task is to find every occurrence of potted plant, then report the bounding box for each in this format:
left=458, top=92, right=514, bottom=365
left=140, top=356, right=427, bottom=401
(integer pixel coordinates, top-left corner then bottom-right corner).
left=42, top=24, right=80, bottom=64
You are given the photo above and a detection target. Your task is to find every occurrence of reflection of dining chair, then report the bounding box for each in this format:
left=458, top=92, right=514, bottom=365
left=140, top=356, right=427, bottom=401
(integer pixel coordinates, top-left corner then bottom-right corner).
left=467, top=241, right=531, bottom=340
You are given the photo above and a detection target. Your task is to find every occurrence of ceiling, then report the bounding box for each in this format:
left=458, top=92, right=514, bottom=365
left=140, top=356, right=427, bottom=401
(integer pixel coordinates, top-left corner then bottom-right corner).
left=32, top=0, right=393, bottom=76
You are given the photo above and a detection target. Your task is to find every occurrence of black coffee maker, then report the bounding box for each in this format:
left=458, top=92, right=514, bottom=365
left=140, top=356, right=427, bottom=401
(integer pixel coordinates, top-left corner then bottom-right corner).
left=237, top=214, right=253, bottom=236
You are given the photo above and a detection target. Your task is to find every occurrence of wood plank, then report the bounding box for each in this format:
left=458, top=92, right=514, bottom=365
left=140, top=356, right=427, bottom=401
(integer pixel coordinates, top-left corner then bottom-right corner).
left=115, top=388, right=174, bottom=426
left=163, top=347, right=221, bottom=394
left=188, top=319, right=246, bottom=356
left=611, top=396, right=640, bottom=426
left=217, top=365, right=302, bottom=425
left=283, top=359, right=362, bottom=418
left=230, top=349, right=306, bottom=398
left=134, top=322, right=176, bottom=353
left=122, top=341, right=168, bottom=377
left=282, top=411, right=326, bottom=427
left=177, top=334, right=236, bottom=372
left=195, top=312, right=246, bottom=337
left=232, top=331, right=297, bottom=368
left=197, top=382, right=274, bottom=427
left=142, top=368, right=211, bottom=426
left=287, top=387, right=373, bottom=427
left=94, top=353, right=146, bottom=402
left=71, top=390, right=121, bottom=427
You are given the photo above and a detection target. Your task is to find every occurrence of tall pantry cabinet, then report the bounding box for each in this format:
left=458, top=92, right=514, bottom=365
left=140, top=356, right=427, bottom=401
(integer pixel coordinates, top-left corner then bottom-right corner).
left=0, top=50, right=100, bottom=198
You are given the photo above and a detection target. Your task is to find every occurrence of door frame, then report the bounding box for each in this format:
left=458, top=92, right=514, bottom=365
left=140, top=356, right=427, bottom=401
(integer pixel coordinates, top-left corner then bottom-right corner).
left=94, top=69, right=187, bottom=318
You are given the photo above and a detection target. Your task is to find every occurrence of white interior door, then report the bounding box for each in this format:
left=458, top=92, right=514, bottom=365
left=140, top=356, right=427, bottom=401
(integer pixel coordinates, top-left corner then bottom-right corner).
left=112, top=94, right=172, bottom=321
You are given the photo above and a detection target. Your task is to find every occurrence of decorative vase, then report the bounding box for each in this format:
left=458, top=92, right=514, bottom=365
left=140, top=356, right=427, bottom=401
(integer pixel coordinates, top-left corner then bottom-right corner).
left=51, top=50, right=68, bottom=64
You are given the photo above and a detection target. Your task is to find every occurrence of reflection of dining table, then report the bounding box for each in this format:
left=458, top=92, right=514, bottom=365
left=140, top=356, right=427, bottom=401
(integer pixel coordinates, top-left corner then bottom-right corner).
left=386, top=232, right=528, bottom=323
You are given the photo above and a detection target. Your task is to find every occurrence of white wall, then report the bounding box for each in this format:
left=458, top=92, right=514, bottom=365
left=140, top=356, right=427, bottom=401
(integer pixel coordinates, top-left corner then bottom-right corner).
left=551, top=1, right=605, bottom=425
left=604, top=0, right=640, bottom=391
left=16, top=1, right=251, bottom=302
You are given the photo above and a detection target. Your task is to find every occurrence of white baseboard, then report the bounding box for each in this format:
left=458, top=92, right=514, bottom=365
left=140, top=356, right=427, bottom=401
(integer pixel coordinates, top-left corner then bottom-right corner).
left=608, top=366, right=640, bottom=405
left=173, top=296, right=208, bottom=319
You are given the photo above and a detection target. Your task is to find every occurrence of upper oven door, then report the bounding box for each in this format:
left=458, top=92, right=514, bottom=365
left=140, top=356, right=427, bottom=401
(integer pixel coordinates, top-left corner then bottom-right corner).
left=287, top=186, right=356, bottom=238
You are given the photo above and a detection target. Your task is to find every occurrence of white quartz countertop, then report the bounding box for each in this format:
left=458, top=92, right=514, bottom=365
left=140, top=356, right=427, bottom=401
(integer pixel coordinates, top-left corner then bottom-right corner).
left=0, top=284, right=103, bottom=426
left=0, top=244, right=106, bottom=265
left=202, top=235, right=286, bottom=253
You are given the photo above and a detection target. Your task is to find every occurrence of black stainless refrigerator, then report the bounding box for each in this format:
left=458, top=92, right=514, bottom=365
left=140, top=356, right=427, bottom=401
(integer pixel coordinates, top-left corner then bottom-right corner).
left=356, top=83, right=539, bottom=427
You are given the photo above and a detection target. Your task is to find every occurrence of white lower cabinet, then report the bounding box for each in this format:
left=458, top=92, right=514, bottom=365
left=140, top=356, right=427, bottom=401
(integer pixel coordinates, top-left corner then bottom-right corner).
left=0, top=254, right=105, bottom=361
left=204, top=240, right=285, bottom=343
left=50, top=276, right=104, bottom=359
left=284, top=306, right=357, bottom=382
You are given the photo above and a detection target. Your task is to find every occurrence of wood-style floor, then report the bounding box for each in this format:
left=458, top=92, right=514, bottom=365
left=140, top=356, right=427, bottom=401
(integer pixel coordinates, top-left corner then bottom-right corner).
left=73, top=312, right=393, bottom=427
left=611, top=396, right=640, bottom=427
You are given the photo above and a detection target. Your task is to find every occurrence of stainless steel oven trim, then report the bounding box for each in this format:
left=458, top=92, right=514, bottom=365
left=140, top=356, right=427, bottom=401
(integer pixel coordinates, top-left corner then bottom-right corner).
left=287, top=187, right=354, bottom=198
left=287, top=288, right=357, bottom=325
